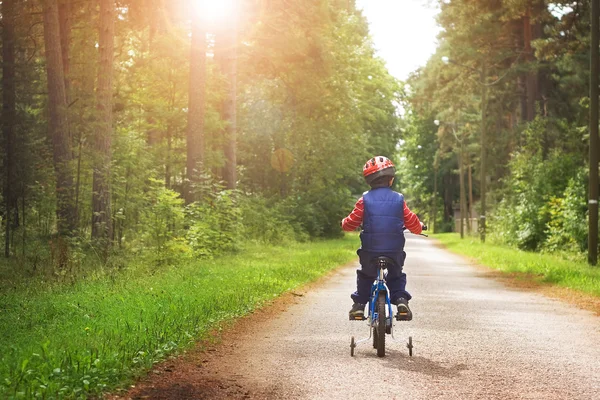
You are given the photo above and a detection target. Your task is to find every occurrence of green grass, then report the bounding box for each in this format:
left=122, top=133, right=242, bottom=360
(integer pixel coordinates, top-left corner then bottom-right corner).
left=435, top=233, right=600, bottom=297
left=0, top=235, right=359, bottom=399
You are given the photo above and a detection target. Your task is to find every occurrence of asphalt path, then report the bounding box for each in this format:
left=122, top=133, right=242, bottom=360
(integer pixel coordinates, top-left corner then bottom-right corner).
left=125, top=235, right=600, bottom=399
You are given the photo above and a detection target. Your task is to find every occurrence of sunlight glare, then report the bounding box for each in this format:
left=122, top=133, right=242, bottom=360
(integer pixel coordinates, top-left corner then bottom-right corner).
left=192, top=0, right=236, bottom=23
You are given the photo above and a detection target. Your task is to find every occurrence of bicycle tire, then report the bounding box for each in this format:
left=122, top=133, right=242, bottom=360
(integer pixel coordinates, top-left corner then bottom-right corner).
left=376, top=292, right=386, bottom=357
left=372, top=326, right=377, bottom=349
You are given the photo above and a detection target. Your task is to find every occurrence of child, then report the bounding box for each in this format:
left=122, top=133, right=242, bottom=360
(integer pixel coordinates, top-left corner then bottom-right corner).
left=342, top=156, right=424, bottom=321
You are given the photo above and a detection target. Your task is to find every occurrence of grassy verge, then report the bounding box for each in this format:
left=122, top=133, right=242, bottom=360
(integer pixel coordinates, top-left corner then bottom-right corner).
left=434, top=233, right=600, bottom=297
left=0, top=235, right=359, bottom=399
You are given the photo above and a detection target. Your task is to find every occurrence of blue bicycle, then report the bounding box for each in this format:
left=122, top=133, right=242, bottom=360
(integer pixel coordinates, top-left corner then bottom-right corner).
left=350, top=229, right=427, bottom=358
left=350, top=256, right=411, bottom=357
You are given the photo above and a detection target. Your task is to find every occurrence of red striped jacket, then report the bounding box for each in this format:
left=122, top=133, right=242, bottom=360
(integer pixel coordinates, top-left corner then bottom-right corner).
left=341, top=196, right=422, bottom=235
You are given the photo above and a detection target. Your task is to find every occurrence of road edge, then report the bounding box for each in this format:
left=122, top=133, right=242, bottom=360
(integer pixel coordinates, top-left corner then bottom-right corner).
left=431, top=238, right=600, bottom=317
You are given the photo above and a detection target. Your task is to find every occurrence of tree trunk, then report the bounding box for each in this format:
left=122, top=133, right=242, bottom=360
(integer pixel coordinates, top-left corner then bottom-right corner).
left=443, top=174, right=453, bottom=226
left=43, top=0, right=76, bottom=236
left=219, top=13, right=239, bottom=190
left=21, top=186, right=26, bottom=258
left=58, top=0, right=71, bottom=107
left=165, top=124, right=173, bottom=188
left=514, top=18, right=527, bottom=124
left=479, top=64, right=488, bottom=243
left=75, top=135, right=83, bottom=225
left=467, top=162, right=474, bottom=234
left=186, top=20, right=207, bottom=203
left=523, top=8, right=534, bottom=121
left=432, top=163, right=438, bottom=234
left=458, top=141, right=465, bottom=239
left=523, top=6, right=541, bottom=122
left=91, top=0, right=115, bottom=246
left=3, top=0, right=16, bottom=257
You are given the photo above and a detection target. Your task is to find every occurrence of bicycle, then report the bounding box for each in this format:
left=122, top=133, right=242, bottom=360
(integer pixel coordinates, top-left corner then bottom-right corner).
left=349, top=228, right=427, bottom=358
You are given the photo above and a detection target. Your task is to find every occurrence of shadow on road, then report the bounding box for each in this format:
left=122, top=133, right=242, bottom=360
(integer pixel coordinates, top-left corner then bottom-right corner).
left=370, top=349, right=468, bottom=378
left=126, top=378, right=253, bottom=400
left=130, top=383, right=213, bottom=400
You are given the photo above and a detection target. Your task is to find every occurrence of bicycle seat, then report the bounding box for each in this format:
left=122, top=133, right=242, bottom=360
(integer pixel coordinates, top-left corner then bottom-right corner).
left=373, top=256, right=395, bottom=269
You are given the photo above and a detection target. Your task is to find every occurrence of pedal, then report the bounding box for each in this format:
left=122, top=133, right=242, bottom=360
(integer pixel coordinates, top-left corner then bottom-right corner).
left=395, top=312, right=412, bottom=322
left=349, top=315, right=366, bottom=321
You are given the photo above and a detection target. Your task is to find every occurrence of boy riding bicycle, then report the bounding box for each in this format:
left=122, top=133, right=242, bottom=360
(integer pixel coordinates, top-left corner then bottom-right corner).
left=342, top=156, right=424, bottom=321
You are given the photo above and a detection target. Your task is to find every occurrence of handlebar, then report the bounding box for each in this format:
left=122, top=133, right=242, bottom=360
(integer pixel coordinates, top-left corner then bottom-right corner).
left=403, top=224, right=429, bottom=238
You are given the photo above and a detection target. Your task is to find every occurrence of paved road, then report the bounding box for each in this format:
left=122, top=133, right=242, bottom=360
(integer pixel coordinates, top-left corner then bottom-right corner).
left=127, top=235, right=600, bottom=399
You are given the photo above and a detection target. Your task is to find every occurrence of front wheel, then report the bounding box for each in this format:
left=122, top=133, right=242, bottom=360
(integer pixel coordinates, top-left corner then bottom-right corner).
left=376, top=293, right=386, bottom=357
left=350, top=336, right=355, bottom=357
left=372, top=328, right=377, bottom=349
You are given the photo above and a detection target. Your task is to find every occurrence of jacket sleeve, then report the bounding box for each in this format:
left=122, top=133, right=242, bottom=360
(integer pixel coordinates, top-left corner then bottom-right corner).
left=341, top=197, right=364, bottom=232
left=403, top=202, right=422, bottom=234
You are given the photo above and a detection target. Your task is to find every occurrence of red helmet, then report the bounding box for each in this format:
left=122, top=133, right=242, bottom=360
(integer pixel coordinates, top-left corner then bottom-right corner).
left=363, top=156, right=396, bottom=186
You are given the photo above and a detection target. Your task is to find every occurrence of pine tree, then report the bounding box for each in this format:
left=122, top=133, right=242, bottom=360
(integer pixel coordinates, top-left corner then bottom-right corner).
left=2, top=0, right=17, bottom=257
left=186, top=18, right=207, bottom=203
left=43, top=0, right=76, bottom=237
left=91, top=0, right=115, bottom=246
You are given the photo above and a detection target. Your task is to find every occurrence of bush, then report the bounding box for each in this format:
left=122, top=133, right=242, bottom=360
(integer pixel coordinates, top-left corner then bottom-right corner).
left=139, top=180, right=187, bottom=263
left=238, top=195, right=308, bottom=244
left=544, top=170, right=588, bottom=253
left=489, top=117, right=586, bottom=252
left=186, top=189, right=242, bottom=258
left=491, top=150, right=581, bottom=250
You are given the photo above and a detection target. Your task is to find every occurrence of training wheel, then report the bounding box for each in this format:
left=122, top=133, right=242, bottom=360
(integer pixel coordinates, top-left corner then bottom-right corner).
left=407, top=336, right=413, bottom=357
left=350, top=336, right=356, bottom=357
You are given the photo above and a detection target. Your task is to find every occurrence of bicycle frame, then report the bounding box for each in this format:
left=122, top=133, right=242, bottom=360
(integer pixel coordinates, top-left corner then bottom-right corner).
left=353, top=265, right=397, bottom=347
left=368, top=267, right=394, bottom=332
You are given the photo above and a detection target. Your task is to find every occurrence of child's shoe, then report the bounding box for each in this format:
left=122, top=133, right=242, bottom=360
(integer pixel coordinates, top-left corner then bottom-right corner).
left=394, top=298, right=412, bottom=321
left=349, top=302, right=366, bottom=320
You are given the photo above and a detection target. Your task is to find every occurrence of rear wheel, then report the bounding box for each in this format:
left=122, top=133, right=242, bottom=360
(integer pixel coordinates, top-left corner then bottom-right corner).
left=350, top=336, right=355, bottom=357
left=376, top=293, right=386, bottom=357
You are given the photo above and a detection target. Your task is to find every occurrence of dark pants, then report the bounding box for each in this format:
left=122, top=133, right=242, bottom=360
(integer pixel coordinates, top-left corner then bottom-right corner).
left=350, top=249, right=410, bottom=305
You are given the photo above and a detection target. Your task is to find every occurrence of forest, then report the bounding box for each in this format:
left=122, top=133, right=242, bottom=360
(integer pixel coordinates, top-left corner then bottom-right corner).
left=401, top=0, right=596, bottom=258
left=0, top=0, right=597, bottom=276
left=0, top=0, right=401, bottom=279
left=2, top=0, right=600, bottom=397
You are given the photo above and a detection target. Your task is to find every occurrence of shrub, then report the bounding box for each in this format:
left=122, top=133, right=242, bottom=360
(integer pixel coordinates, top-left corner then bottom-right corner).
left=139, top=180, right=187, bottom=262
left=544, top=170, right=588, bottom=253
left=490, top=150, right=581, bottom=251
left=186, top=189, right=242, bottom=258
left=238, top=195, right=308, bottom=244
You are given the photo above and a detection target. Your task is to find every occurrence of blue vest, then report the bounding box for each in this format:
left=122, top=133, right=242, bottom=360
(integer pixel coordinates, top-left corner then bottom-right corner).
left=359, top=187, right=406, bottom=253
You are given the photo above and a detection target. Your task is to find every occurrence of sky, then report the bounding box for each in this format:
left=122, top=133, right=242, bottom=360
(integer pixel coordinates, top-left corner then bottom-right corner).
left=355, top=0, right=441, bottom=81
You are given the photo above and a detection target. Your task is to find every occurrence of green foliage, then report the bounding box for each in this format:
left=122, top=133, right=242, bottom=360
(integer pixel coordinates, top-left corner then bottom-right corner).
left=404, top=1, right=594, bottom=256
left=0, top=0, right=403, bottom=267
left=140, top=180, right=186, bottom=259
left=0, top=236, right=358, bottom=399
left=237, top=4, right=401, bottom=237
left=544, top=171, right=588, bottom=253
left=186, top=189, right=242, bottom=258
left=489, top=118, right=585, bottom=252
left=238, top=195, right=309, bottom=244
